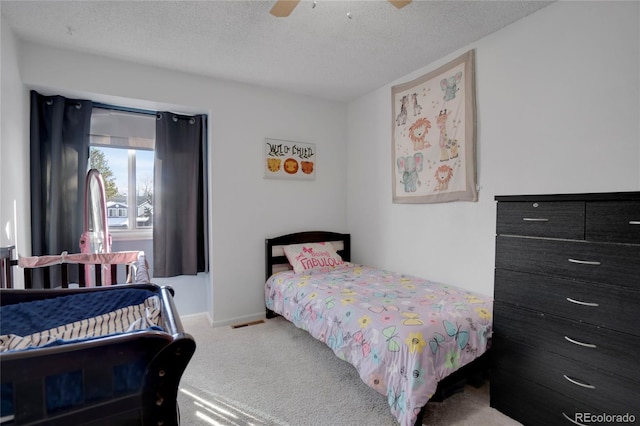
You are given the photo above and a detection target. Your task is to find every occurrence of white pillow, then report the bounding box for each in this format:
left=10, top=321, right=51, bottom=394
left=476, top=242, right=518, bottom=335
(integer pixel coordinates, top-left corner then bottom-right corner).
left=283, top=242, right=344, bottom=273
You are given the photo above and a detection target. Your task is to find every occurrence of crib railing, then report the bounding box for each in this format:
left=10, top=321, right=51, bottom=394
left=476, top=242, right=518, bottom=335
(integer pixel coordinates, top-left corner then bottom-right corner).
left=0, top=246, right=15, bottom=289
left=0, top=247, right=149, bottom=289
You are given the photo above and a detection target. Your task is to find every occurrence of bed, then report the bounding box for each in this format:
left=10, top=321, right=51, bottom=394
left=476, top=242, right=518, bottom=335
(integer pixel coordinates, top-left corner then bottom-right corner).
left=0, top=248, right=195, bottom=425
left=264, top=231, right=493, bottom=426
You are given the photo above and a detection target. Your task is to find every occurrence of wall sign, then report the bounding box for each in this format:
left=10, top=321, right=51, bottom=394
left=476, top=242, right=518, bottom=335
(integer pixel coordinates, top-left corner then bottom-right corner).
left=264, top=138, right=316, bottom=180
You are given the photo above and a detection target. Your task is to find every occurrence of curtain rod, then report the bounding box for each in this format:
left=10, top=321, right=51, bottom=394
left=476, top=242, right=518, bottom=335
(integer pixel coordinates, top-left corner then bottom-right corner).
left=92, top=102, right=156, bottom=116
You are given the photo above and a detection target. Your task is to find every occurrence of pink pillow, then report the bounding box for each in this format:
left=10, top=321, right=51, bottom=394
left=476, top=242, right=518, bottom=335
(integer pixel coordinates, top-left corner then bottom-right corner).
left=283, top=242, right=344, bottom=273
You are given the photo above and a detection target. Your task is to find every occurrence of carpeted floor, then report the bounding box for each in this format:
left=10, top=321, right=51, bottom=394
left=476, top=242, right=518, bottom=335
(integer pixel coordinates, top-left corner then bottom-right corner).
left=177, top=314, right=521, bottom=426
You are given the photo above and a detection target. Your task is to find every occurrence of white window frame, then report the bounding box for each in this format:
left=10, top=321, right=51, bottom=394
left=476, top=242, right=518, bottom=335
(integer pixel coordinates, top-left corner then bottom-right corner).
left=89, top=144, right=154, bottom=242
left=120, top=148, right=153, bottom=241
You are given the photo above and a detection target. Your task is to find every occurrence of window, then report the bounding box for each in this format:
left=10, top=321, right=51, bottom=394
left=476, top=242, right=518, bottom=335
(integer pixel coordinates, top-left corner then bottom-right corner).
left=89, top=107, right=156, bottom=240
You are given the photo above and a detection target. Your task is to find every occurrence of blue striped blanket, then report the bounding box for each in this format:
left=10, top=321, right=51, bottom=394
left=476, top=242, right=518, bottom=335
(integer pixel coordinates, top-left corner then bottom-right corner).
left=0, top=288, right=163, bottom=352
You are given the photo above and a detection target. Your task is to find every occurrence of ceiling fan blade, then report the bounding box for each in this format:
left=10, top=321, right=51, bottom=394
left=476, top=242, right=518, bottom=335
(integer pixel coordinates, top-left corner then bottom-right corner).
left=270, top=0, right=301, bottom=17
left=388, top=0, right=412, bottom=9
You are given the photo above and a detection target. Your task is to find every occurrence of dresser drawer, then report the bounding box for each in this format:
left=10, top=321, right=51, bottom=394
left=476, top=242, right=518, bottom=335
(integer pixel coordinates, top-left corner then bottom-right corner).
left=493, top=302, right=640, bottom=379
left=491, top=371, right=632, bottom=426
left=495, top=236, right=640, bottom=289
left=494, top=269, right=640, bottom=336
left=496, top=201, right=585, bottom=239
left=491, top=335, right=639, bottom=414
left=586, top=201, right=640, bottom=244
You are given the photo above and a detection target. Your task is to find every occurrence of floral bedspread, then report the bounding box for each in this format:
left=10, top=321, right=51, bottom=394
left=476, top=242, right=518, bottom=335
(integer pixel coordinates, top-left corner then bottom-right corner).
left=265, top=263, right=493, bottom=426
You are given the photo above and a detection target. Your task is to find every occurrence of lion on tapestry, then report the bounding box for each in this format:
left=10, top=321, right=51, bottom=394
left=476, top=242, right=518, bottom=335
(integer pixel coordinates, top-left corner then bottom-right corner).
left=434, top=164, right=454, bottom=191
left=408, top=117, right=432, bottom=151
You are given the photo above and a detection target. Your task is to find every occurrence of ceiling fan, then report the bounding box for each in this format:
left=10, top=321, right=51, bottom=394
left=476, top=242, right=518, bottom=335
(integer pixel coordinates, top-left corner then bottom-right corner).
left=270, top=0, right=412, bottom=18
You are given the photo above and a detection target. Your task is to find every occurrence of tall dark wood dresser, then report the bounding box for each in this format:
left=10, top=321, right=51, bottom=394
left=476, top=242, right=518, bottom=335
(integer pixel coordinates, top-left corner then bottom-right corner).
left=491, top=192, right=640, bottom=425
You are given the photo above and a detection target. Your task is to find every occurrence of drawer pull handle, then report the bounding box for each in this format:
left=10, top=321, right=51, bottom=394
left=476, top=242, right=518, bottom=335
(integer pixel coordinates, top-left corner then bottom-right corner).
left=564, top=335, right=597, bottom=348
left=563, top=374, right=595, bottom=389
left=522, top=218, right=549, bottom=222
left=562, top=412, right=587, bottom=425
left=630, top=221, right=640, bottom=225
left=566, top=297, right=599, bottom=307
left=568, top=258, right=601, bottom=266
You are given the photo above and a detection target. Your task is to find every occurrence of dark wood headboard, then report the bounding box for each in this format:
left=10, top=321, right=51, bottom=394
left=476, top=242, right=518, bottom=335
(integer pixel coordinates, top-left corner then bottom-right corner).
left=265, top=231, right=351, bottom=282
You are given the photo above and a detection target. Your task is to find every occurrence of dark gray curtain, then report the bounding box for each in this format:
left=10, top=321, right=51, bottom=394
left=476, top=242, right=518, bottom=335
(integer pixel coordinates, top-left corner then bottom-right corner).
left=154, top=112, right=208, bottom=277
left=30, top=91, right=92, bottom=286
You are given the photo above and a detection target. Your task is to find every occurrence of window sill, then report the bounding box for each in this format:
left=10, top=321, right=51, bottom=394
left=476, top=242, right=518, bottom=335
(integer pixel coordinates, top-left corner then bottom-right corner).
left=109, top=229, right=153, bottom=242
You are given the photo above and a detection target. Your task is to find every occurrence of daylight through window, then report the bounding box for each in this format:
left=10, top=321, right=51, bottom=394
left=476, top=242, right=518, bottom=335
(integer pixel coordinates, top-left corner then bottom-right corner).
left=89, top=107, right=156, bottom=239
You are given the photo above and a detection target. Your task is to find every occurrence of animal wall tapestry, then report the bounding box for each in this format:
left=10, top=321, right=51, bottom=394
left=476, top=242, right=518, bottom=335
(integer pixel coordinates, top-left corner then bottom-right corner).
left=264, top=138, right=316, bottom=180
left=392, top=50, right=478, bottom=204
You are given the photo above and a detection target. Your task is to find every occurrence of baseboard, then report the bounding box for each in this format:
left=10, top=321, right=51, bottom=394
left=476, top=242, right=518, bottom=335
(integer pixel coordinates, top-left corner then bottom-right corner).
left=210, top=312, right=266, bottom=328
left=179, top=312, right=212, bottom=326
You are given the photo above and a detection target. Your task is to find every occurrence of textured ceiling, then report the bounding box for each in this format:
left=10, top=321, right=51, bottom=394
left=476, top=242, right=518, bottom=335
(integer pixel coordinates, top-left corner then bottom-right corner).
left=1, top=0, right=554, bottom=102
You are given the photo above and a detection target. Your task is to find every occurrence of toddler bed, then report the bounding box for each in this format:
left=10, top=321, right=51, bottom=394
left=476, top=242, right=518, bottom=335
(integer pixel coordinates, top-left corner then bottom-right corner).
left=0, top=253, right=195, bottom=425
left=264, top=231, right=493, bottom=426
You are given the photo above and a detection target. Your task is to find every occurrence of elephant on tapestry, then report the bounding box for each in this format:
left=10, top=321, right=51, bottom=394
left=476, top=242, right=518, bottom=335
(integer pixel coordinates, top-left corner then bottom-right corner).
left=397, top=152, right=424, bottom=193
left=440, top=71, right=463, bottom=102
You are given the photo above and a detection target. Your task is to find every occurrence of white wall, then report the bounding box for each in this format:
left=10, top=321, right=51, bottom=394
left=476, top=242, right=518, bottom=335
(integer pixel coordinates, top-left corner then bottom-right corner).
left=1, top=15, right=29, bottom=288
left=5, top=39, right=348, bottom=325
left=347, top=1, right=640, bottom=297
